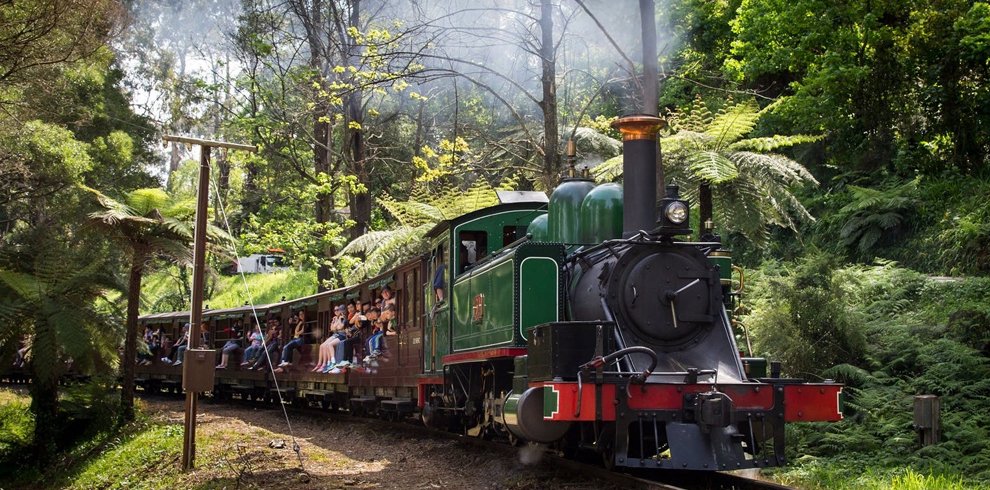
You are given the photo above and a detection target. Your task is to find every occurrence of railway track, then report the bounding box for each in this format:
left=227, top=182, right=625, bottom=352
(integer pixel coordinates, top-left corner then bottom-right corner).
left=192, top=389, right=795, bottom=490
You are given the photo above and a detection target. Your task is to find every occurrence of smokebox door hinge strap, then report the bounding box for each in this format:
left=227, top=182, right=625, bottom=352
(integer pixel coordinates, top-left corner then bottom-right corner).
left=595, top=323, right=606, bottom=421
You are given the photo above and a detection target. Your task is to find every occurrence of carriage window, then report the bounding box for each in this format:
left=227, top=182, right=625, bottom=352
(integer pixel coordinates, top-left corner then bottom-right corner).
left=458, top=231, right=488, bottom=273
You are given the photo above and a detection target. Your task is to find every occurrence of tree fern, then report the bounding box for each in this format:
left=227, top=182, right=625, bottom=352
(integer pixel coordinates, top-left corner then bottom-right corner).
left=84, top=185, right=231, bottom=422
left=338, top=179, right=507, bottom=282
left=0, top=233, right=122, bottom=458
left=595, top=98, right=820, bottom=246
left=824, top=181, right=918, bottom=255
left=706, top=98, right=760, bottom=148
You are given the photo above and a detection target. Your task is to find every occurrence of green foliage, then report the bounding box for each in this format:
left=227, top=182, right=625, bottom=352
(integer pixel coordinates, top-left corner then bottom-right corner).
left=744, top=252, right=867, bottom=377
left=823, top=180, right=919, bottom=255
left=135, top=268, right=317, bottom=314
left=202, top=270, right=318, bottom=311
left=0, top=229, right=123, bottom=375
left=746, top=259, right=990, bottom=486
left=808, top=174, right=990, bottom=275
left=0, top=392, right=33, bottom=462
left=916, top=176, right=990, bottom=275
left=773, top=464, right=976, bottom=490
left=66, top=423, right=184, bottom=490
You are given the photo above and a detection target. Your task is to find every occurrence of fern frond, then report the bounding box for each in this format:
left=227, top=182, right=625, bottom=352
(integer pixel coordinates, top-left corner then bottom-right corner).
left=592, top=155, right=624, bottom=183
left=127, top=188, right=172, bottom=216
left=0, top=270, right=43, bottom=302
left=705, top=98, right=760, bottom=148
left=687, top=150, right=738, bottom=184
left=337, top=229, right=402, bottom=257
left=727, top=134, right=824, bottom=153
left=340, top=223, right=433, bottom=282
left=731, top=152, right=820, bottom=186
left=675, top=95, right=714, bottom=132
left=379, top=193, right=443, bottom=227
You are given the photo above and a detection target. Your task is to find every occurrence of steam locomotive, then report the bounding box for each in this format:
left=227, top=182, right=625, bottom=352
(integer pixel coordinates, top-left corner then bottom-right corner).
left=134, top=115, right=842, bottom=472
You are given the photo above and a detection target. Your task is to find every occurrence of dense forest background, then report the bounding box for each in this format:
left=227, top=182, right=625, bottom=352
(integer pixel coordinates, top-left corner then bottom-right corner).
left=1, top=0, right=989, bottom=488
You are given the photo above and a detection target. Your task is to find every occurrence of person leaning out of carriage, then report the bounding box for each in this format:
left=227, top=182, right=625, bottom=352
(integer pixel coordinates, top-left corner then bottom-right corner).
left=277, top=311, right=307, bottom=370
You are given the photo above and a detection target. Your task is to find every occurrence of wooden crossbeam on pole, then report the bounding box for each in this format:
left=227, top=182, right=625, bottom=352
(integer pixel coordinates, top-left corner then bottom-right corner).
left=162, top=134, right=258, bottom=153
left=167, top=135, right=255, bottom=472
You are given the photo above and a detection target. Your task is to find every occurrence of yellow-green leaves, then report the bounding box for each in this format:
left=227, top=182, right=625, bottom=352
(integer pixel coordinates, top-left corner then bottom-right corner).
left=412, top=137, right=470, bottom=182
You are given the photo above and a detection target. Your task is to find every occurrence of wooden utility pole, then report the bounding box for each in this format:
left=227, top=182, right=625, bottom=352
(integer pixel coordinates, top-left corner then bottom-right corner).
left=162, top=134, right=256, bottom=471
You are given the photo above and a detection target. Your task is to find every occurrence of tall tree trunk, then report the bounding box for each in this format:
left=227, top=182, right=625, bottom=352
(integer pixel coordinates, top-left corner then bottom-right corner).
left=347, top=91, right=370, bottom=239
left=29, top=316, right=58, bottom=464
left=120, top=249, right=145, bottom=422
left=414, top=99, right=425, bottom=156
left=169, top=143, right=181, bottom=173
left=214, top=149, right=230, bottom=227
left=345, top=1, right=370, bottom=240
left=540, top=0, right=559, bottom=189
left=314, top=101, right=333, bottom=289
left=303, top=0, right=337, bottom=291
left=242, top=57, right=262, bottom=219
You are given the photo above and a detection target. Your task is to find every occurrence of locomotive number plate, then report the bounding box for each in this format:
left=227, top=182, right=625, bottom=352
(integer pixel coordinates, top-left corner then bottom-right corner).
left=472, top=293, right=485, bottom=323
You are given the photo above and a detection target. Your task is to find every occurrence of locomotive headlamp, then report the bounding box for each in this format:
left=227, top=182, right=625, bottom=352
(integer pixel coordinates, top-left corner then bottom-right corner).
left=665, top=201, right=689, bottom=224
left=655, top=184, right=692, bottom=238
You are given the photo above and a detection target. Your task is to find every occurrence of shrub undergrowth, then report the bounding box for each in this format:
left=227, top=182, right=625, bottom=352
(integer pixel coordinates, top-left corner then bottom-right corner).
left=743, top=255, right=990, bottom=487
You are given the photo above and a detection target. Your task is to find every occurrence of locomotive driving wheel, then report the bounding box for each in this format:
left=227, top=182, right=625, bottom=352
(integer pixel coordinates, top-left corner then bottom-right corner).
left=600, top=440, right=616, bottom=470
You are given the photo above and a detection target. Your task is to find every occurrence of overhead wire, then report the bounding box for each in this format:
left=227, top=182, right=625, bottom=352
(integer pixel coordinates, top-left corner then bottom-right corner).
left=207, top=165, right=306, bottom=473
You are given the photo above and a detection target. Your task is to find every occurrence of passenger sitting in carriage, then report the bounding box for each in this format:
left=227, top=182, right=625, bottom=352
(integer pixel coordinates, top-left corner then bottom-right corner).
left=216, top=320, right=244, bottom=369
left=327, top=305, right=366, bottom=374
left=277, top=311, right=307, bottom=370
left=247, top=319, right=281, bottom=371
left=314, top=305, right=347, bottom=372
left=240, top=321, right=264, bottom=367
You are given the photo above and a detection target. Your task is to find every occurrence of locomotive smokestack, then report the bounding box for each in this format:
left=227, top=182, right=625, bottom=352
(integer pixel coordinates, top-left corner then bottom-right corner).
left=611, top=115, right=665, bottom=237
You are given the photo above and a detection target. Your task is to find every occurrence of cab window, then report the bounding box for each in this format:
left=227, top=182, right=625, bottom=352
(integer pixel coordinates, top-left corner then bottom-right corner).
left=432, top=244, right=447, bottom=302
left=458, top=231, right=488, bottom=273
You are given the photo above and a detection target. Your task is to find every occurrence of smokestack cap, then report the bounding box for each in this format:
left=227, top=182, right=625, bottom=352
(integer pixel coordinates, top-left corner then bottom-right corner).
left=611, top=114, right=666, bottom=141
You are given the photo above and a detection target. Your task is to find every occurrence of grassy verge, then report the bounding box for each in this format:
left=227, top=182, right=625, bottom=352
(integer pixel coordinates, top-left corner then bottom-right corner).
left=65, top=422, right=185, bottom=490
left=0, top=391, right=305, bottom=490
left=771, top=463, right=973, bottom=490
left=140, top=268, right=317, bottom=314
left=0, top=389, right=33, bottom=468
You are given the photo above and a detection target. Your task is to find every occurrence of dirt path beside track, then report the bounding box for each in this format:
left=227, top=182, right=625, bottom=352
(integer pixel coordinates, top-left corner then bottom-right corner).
left=141, top=397, right=620, bottom=489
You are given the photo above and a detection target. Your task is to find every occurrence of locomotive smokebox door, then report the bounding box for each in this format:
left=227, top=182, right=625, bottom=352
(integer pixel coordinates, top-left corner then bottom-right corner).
left=182, top=349, right=216, bottom=392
